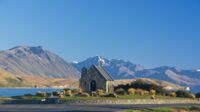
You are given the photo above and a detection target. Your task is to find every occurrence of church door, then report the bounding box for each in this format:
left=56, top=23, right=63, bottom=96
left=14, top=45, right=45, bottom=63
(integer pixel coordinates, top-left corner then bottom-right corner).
left=90, top=80, right=96, bottom=91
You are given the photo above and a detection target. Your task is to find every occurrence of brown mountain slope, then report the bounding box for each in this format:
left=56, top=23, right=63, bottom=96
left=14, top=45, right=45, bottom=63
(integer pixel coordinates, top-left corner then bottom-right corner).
left=0, top=69, right=28, bottom=87
left=0, top=68, right=78, bottom=88
left=21, top=76, right=78, bottom=88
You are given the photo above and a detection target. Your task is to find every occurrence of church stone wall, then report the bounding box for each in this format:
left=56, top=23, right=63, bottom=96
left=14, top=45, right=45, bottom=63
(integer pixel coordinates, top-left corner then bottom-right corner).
left=80, top=66, right=108, bottom=92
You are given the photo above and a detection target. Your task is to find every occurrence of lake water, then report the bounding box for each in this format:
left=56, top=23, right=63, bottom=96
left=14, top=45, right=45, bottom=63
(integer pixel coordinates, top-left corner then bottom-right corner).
left=0, top=88, right=62, bottom=97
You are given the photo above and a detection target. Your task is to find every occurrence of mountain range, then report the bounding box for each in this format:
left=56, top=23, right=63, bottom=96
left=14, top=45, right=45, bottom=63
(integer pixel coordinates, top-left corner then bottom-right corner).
left=0, top=46, right=199, bottom=92
left=72, top=56, right=200, bottom=92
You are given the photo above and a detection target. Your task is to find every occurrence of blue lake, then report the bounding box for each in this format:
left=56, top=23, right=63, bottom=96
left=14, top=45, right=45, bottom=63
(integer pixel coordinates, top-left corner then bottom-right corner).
left=0, top=88, right=62, bottom=97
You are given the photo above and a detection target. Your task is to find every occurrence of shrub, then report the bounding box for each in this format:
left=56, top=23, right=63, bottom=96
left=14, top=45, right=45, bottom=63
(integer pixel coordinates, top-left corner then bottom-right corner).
left=64, top=89, right=72, bottom=97
left=127, top=88, right=135, bottom=95
left=91, top=91, right=98, bottom=97
left=52, top=91, right=59, bottom=96
left=114, top=79, right=166, bottom=95
left=115, top=88, right=126, bottom=95
left=169, top=92, right=177, bottom=97
left=143, top=90, right=149, bottom=95
left=71, top=89, right=80, bottom=95
left=195, top=92, right=200, bottom=98
left=59, top=94, right=65, bottom=98
left=135, top=89, right=144, bottom=96
left=97, top=89, right=105, bottom=96
left=104, top=93, right=117, bottom=98
left=80, top=93, right=90, bottom=97
left=149, top=90, right=156, bottom=95
left=176, top=90, right=194, bottom=98
left=36, top=92, right=47, bottom=97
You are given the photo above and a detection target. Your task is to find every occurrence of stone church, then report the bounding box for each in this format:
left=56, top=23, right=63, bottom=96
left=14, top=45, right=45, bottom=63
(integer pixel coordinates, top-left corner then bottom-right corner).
left=79, top=65, right=114, bottom=93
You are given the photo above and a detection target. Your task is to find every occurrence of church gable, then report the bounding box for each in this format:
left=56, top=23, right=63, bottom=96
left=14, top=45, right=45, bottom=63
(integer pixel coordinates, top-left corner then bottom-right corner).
left=93, top=65, right=113, bottom=81
left=80, top=65, right=114, bottom=93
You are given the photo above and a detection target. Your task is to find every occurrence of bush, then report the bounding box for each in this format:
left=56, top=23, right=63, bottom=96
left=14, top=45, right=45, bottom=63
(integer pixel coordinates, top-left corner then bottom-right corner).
left=127, top=88, right=135, bottom=95
left=59, top=94, right=65, bottom=98
left=196, top=92, right=200, bottom=98
left=97, top=89, right=104, bottom=96
left=52, top=91, right=59, bottom=96
left=36, top=92, right=47, bottom=97
left=64, top=89, right=72, bottom=97
left=91, top=91, right=98, bottom=97
left=104, top=93, right=117, bottom=98
left=169, top=92, right=177, bottom=97
left=143, top=90, right=149, bottom=95
left=135, top=89, right=144, bottom=96
left=71, top=89, right=80, bottom=95
left=80, top=93, right=90, bottom=97
left=115, top=88, right=126, bottom=95
left=176, top=90, right=194, bottom=98
left=149, top=90, right=156, bottom=95
left=114, top=79, right=166, bottom=95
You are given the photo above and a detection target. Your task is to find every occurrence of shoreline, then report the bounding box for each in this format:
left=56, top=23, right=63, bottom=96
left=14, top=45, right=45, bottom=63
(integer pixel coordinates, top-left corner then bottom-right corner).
left=0, top=87, right=65, bottom=89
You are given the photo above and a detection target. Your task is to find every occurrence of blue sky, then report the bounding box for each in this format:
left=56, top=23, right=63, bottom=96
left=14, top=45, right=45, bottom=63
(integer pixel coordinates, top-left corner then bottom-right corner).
left=0, top=0, right=199, bottom=69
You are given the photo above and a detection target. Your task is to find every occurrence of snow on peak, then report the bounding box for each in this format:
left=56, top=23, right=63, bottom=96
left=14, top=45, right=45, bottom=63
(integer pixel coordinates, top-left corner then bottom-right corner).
left=72, top=61, right=79, bottom=64
left=98, top=56, right=105, bottom=65
left=196, top=69, right=200, bottom=72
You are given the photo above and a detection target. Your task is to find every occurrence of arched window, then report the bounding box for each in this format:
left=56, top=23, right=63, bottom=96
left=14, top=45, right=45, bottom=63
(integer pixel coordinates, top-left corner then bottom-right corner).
left=90, top=80, right=96, bottom=91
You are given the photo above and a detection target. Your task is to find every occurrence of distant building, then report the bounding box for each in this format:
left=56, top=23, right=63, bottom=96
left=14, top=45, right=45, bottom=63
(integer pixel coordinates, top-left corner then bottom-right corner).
left=79, top=65, right=114, bottom=93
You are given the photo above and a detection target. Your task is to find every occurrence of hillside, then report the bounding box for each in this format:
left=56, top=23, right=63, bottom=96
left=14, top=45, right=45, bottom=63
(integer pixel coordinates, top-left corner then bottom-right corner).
left=0, top=46, right=80, bottom=79
left=0, top=69, right=27, bottom=87
left=0, top=68, right=79, bottom=88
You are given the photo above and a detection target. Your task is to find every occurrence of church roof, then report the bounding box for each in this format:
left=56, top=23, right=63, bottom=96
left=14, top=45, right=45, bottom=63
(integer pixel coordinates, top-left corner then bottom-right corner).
left=93, top=65, right=114, bottom=81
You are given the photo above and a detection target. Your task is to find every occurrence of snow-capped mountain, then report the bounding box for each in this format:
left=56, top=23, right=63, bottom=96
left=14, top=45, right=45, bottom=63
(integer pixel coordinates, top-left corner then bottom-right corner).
left=71, top=56, right=144, bottom=79
left=72, top=56, right=200, bottom=92
left=0, top=46, right=80, bottom=79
